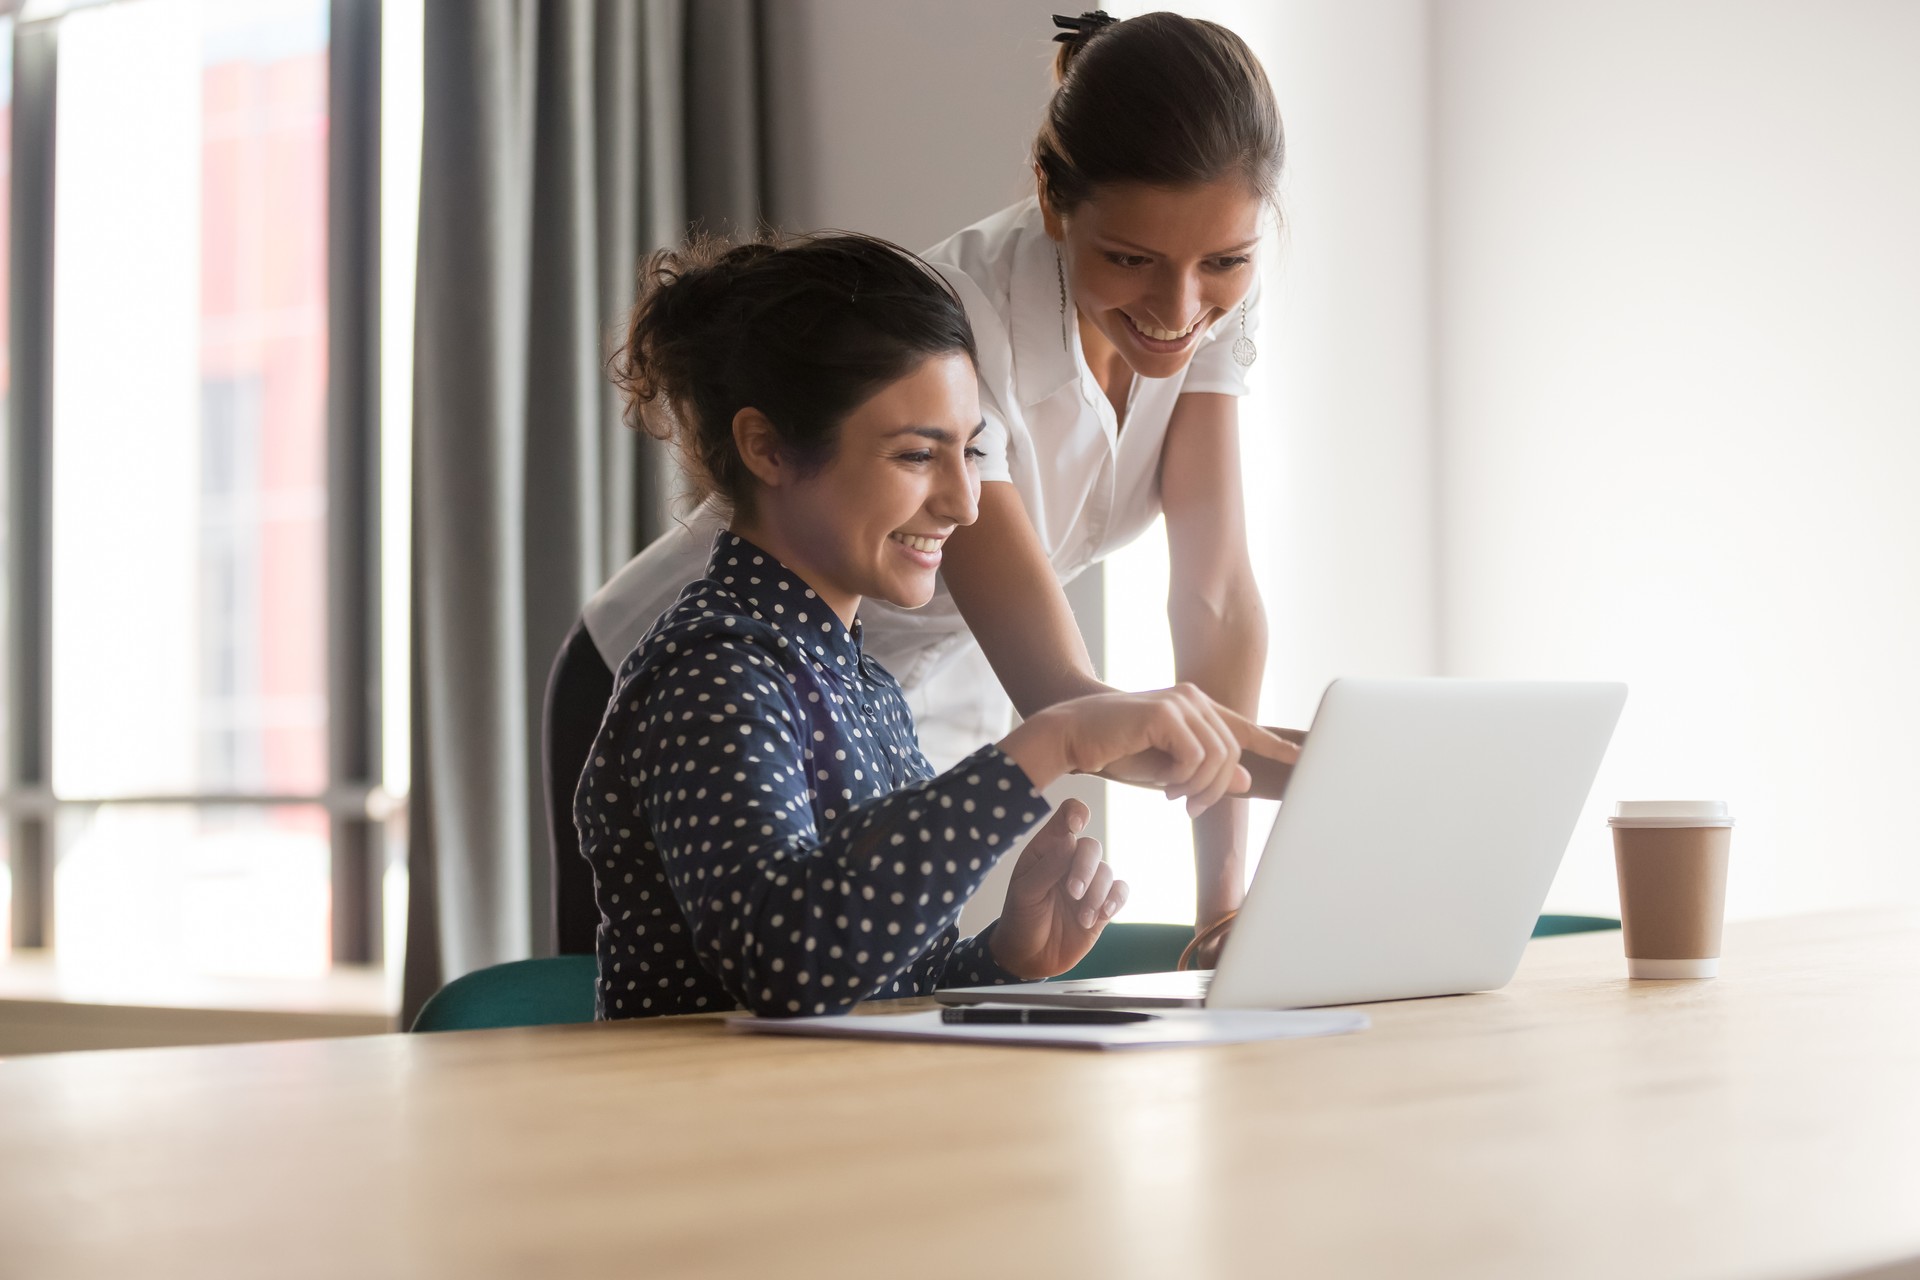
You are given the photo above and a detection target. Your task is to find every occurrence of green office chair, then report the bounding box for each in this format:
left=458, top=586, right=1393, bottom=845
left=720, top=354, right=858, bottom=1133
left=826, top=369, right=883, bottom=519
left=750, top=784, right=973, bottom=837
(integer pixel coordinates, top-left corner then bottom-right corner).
left=1531, top=913, right=1621, bottom=938
left=410, top=955, right=599, bottom=1032
left=1054, top=914, right=1621, bottom=984
left=1054, top=922, right=1195, bottom=982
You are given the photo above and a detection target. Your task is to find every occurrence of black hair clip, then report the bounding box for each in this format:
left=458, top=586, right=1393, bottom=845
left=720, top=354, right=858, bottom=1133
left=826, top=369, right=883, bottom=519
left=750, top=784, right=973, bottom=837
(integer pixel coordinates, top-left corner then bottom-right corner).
left=1051, top=11, right=1117, bottom=46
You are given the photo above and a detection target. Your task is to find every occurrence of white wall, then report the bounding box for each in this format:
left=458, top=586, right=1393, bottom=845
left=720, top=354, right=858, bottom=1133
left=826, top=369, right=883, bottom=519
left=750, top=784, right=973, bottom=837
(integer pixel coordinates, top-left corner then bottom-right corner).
left=1433, top=0, right=1920, bottom=918
left=762, top=0, right=1060, bottom=248
left=1196, top=0, right=1440, bottom=721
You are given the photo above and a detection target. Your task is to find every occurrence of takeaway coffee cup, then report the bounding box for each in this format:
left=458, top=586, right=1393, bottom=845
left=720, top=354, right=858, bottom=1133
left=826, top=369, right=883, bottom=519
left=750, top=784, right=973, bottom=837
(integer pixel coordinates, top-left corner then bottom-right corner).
left=1608, top=801, right=1734, bottom=979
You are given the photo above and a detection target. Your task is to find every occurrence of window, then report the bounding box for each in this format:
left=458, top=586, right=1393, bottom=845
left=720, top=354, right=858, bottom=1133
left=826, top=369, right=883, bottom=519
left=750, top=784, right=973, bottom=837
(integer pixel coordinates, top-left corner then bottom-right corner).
left=3, top=0, right=413, bottom=987
left=47, top=0, right=332, bottom=978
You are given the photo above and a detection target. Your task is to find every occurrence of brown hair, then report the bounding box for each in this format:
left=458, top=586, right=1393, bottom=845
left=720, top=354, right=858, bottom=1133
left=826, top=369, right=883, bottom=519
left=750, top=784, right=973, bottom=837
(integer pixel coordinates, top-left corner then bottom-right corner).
left=612, top=232, right=978, bottom=516
left=1035, top=11, right=1283, bottom=213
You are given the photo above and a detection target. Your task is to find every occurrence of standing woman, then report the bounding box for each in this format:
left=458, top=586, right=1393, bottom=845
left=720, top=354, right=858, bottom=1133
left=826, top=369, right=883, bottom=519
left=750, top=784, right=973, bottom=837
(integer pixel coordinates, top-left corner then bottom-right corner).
left=566, top=11, right=1282, bottom=940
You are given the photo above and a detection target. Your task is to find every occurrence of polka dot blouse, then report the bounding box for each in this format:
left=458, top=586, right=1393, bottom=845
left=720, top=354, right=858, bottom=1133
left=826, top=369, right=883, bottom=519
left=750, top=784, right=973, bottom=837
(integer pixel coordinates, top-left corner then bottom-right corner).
left=575, top=531, right=1052, bottom=1019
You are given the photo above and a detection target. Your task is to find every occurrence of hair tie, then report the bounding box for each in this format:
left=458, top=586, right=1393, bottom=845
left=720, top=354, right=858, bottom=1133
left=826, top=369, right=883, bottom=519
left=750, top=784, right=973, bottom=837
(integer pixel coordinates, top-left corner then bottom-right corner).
left=1050, top=10, right=1116, bottom=47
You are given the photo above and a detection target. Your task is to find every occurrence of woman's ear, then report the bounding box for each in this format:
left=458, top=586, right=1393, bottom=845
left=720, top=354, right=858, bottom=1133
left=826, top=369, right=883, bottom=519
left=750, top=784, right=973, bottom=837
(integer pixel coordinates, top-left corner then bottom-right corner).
left=731, top=407, right=787, bottom=489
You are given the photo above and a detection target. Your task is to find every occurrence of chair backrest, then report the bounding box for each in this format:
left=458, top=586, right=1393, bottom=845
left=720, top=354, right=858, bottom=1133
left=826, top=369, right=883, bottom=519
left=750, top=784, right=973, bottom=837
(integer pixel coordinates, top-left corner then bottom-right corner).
left=1531, top=913, right=1620, bottom=937
left=410, top=956, right=599, bottom=1032
left=544, top=618, right=615, bottom=956
left=1057, top=915, right=1619, bottom=984
left=1055, top=922, right=1195, bottom=982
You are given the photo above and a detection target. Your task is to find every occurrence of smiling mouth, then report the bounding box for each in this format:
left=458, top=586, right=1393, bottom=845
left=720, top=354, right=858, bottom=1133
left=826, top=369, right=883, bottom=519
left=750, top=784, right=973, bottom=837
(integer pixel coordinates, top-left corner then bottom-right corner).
left=890, top=532, right=946, bottom=554
left=1124, top=312, right=1208, bottom=346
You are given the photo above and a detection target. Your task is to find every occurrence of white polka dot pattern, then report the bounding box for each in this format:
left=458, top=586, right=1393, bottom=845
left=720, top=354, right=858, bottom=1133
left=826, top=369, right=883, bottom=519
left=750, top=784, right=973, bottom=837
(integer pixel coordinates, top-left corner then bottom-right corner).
left=575, top=532, right=1050, bottom=1019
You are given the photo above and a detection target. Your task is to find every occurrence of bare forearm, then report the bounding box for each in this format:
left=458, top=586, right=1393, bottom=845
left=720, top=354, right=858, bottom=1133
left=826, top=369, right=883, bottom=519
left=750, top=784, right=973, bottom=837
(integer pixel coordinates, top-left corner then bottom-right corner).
left=1157, top=390, right=1271, bottom=925
left=1015, top=659, right=1112, bottom=711
left=1172, top=589, right=1269, bottom=924
left=978, top=601, right=1107, bottom=714
left=942, top=482, right=1110, bottom=717
left=1169, top=585, right=1267, bottom=715
left=1191, top=800, right=1250, bottom=927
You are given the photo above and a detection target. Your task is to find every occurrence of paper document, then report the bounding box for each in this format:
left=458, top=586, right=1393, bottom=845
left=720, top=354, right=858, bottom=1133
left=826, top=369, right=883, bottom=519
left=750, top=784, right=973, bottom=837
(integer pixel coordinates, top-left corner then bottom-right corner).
left=727, top=1005, right=1369, bottom=1051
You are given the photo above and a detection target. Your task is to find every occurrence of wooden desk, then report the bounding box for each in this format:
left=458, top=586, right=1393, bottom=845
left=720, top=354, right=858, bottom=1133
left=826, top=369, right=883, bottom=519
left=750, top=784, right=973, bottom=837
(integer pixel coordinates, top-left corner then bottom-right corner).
left=0, top=955, right=395, bottom=1055
left=3, top=911, right=1918, bottom=1280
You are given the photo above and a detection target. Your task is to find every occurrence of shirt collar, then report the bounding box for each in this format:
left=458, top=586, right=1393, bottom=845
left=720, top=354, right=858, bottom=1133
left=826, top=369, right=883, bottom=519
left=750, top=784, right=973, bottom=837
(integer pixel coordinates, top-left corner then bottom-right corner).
left=705, top=530, right=866, bottom=672
left=1007, top=199, right=1082, bottom=409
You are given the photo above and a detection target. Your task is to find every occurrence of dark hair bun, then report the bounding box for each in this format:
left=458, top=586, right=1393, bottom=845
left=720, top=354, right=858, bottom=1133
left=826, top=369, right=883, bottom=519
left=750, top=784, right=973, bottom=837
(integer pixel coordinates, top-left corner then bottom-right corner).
left=612, top=233, right=978, bottom=516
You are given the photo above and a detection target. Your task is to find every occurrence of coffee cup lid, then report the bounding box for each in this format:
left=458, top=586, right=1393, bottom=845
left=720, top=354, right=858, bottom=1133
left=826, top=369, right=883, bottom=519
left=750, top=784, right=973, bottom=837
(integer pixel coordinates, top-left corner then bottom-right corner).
left=1608, top=800, right=1734, bottom=829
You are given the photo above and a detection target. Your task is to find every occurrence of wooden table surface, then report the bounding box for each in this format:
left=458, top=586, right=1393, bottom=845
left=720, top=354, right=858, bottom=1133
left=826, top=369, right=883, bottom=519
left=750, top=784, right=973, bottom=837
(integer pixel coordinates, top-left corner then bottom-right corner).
left=0, top=956, right=395, bottom=1055
left=3, top=910, right=1918, bottom=1280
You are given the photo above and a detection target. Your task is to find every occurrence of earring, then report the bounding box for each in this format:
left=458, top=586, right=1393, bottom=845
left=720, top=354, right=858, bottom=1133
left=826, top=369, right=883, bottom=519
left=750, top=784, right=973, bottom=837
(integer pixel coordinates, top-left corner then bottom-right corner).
left=1231, top=301, right=1257, bottom=368
left=1056, top=248, right=1073, bottom=356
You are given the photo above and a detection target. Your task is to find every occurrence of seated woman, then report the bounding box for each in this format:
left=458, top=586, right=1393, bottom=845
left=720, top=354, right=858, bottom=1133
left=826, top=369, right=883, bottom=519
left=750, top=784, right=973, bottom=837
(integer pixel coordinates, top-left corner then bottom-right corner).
left=577, top=233, right=1291, bottom=1018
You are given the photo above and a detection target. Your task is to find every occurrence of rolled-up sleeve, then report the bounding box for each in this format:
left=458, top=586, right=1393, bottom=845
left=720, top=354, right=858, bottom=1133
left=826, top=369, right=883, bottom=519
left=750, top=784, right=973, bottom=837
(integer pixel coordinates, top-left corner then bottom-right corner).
left=974, top=404, right=1014, bottom=485
left=1179, top=271, right=1262, bottom=398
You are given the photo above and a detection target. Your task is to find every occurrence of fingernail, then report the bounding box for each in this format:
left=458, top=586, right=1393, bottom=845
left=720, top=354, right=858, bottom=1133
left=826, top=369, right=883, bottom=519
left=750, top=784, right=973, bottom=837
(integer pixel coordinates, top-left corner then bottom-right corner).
left=1067, top=878, right=1086, bottom=900
left=1102, top=900, right=1120, bottom=918
left=1080, top=909, right=1097, bottom=930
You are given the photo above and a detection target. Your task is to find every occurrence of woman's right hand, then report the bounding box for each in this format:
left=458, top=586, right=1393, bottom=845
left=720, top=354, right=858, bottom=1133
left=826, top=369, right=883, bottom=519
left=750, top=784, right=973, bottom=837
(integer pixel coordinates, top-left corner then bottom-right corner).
left=1100, top=724, right=1306, bottom=802
left=998, top=684, right=1299, bottom=816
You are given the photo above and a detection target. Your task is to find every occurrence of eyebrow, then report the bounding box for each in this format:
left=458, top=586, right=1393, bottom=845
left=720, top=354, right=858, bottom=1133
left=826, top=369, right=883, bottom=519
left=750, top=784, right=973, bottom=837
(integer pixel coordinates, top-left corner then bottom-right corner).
left=1102, top=235, right=1261, bottom=257
left=887, top=421, right=989, bottom=443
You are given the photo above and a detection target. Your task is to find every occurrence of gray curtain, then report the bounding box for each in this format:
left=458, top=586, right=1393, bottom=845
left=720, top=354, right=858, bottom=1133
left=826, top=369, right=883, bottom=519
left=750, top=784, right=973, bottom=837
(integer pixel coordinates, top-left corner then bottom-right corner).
left=405, top=0, right=767, bottom=1024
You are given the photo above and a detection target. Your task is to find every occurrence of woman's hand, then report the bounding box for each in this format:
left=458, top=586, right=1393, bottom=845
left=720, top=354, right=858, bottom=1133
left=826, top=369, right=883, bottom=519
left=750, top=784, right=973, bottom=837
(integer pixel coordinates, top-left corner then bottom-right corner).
left=999, top=684, right=1300, bottom=816
left=988, top=800, right=1128, bottom=980
left=1240, top=726, right=1305, bottom=798
left=1099, top=725, right=1307, bottom=801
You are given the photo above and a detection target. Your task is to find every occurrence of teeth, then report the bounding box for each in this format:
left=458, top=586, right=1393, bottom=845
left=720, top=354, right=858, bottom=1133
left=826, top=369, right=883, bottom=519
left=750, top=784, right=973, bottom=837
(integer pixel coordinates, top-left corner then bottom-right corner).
left=892, top=534, right=943, bottom=553
left=1132, top=316, right=1200, bottom=342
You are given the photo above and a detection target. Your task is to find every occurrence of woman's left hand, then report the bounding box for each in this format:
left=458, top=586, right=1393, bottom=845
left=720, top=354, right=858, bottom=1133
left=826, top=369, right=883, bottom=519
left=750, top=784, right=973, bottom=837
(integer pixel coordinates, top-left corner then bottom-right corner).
left=988, top=799, right=1129, bottom=980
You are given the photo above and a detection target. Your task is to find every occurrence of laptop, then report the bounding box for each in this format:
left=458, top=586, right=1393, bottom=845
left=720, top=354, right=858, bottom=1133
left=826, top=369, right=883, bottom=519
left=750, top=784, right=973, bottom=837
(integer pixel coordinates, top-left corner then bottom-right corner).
left=938, top=678, right=1627, bottom=1011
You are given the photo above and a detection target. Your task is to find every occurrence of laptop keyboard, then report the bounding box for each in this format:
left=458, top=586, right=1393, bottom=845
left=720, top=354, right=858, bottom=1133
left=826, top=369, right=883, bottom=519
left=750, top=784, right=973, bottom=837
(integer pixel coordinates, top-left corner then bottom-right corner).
left=1068, top=970, right=1212, bottom=996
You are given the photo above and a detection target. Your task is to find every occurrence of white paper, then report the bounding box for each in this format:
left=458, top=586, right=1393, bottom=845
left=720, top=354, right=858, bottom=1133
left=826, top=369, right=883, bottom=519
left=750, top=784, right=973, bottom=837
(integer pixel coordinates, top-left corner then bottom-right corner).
left=726, top=1005, right=1369, bottom=1051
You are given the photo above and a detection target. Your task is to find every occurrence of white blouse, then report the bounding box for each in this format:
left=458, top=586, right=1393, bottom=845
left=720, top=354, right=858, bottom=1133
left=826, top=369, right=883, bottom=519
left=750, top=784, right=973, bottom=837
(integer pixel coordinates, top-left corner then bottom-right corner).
left=583, top=197, right=1257, bottom=763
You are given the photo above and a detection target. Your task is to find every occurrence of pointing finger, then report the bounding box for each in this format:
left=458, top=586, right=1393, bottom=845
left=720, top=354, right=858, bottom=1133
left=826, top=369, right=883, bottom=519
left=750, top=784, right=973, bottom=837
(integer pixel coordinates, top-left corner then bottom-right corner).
left=1228, top=712, right=1300, bottom=765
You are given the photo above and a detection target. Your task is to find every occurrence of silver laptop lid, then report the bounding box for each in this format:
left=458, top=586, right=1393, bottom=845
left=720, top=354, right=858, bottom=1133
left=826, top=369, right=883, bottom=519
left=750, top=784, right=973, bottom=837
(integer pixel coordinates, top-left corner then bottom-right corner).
left=1205, top=678, right=1625, bottom=1009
